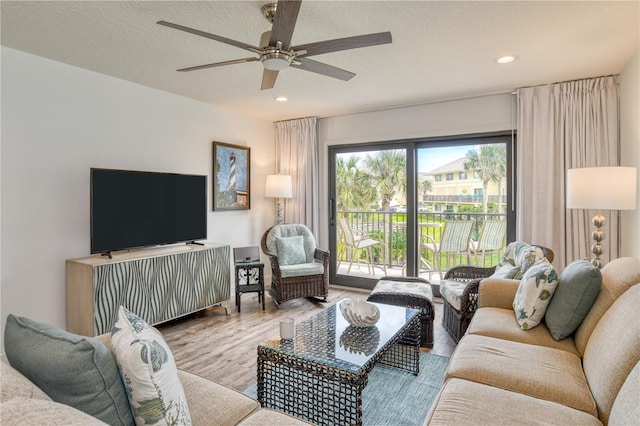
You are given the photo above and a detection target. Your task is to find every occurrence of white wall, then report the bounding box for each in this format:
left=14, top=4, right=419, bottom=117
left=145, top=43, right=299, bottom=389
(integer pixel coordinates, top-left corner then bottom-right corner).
left=317, top=93, right=515, bottom=246
left=0, top=47, right=275, bottom=350
left=619, top=50, right=640, bottom=258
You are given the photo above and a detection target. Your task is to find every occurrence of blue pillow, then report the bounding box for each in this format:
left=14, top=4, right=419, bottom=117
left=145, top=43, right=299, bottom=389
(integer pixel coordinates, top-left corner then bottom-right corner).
left=276, top=236, right=307, bottom=265
left=4, top=314, right=134, bottom=425
left=545, top=259, right=602, bottom=340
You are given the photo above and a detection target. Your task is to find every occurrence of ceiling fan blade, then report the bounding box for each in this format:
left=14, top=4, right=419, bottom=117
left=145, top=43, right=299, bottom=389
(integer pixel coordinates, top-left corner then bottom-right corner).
left=157, top=21, right=262, bottom=54
left=269, top=0, right=302, bottom=50
left=177, top=57, right=258, bottom=72
left=293, top=32, right=392, bottom=57
left=261, top=69, right=279, bottom=90
left=291, top=58, right=355, bottom=81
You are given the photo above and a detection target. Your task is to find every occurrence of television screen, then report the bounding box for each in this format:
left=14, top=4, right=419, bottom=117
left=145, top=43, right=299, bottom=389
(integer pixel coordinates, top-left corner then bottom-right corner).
left=90, top=168, right=207, bottom=254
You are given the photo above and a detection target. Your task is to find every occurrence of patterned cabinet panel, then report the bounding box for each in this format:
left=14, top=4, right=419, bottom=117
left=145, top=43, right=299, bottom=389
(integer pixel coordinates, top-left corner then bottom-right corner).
left=67, top=244, right=230, bottom=336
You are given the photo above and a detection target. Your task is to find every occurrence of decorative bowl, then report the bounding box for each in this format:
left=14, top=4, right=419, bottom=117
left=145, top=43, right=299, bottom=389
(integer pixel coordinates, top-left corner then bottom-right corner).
left=339, top=298, right=380, bottom=327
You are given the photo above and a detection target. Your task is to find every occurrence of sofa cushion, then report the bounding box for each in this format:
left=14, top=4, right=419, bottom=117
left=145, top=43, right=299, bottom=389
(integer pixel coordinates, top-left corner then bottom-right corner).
left=0, top=397, right=108, bottom=426
left=111, top=306, right=191, bottom=426
left=545, top=259, right=602, bottom=341
left=425, top=378, right=602, bottom=426
left=582, top=284, right=640, bottom=424
left=574, top=257, right=640, bottom=356
left=0, top=359, right=51, bottom=403
left=238, top=408, right=313, bottom=425
left=513, top=258, right=559, bottom=330
left=446, top=334, right=597, bottom=416
left=3, top=314, right=134, bottom=425
left=276, top=236, right=306, bottom=265
left=609, top=360, right=640, bottom=426
left=178, top=369, right=260, bottom=426
left=466, top=307, right=580, bottom=356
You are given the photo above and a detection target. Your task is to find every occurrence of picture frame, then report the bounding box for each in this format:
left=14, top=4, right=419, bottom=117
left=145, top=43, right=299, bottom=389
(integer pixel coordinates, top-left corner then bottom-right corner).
left=212, top=141, right=250, bottom=211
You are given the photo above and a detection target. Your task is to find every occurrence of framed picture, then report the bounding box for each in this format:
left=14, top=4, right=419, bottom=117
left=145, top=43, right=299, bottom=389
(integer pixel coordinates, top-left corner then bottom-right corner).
left=212, top=141, right=250, bottom=211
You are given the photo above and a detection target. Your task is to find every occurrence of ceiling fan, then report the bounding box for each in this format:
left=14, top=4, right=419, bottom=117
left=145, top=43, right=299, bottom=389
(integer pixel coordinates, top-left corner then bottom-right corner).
left=157, top=0, right=392, bottom=90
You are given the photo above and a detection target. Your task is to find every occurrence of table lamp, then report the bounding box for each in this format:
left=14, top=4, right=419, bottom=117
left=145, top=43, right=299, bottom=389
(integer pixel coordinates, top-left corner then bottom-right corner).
left=566, top=166, right=637, bottom=268
left=265, top=174, right=292, bottom=224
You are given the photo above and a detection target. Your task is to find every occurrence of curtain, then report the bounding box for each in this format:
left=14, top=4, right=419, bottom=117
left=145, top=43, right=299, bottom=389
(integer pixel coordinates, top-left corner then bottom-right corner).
left=517, top=76, right=620, bottom=269
left=274, top=117, right=319, bottom=236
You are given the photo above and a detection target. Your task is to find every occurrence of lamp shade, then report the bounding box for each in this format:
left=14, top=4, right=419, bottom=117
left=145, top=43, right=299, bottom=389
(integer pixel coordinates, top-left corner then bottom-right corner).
left=265, top=174, right=292, bottom=199
left=566, top=167, right=637, bottom=210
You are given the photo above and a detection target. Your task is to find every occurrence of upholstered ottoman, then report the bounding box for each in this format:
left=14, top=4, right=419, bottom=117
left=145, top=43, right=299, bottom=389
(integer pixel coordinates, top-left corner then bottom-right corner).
left=367, top=276, right=435, bottom=348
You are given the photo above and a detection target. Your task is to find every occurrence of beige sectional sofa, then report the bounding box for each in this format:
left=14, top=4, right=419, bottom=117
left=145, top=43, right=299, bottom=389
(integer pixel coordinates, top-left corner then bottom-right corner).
left=1, top=334, right=309, bottom=425
left=426, top=257, right=640, bottom=425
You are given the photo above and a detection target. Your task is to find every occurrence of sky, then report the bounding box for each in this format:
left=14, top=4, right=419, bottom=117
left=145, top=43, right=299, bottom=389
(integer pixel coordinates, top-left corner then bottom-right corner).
left=338, top=145, right=474, bottom=174
left=417, top=145, right=471, bottom=173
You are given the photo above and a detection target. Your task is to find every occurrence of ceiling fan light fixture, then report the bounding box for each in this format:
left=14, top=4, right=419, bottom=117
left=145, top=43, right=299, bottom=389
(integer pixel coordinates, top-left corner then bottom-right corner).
left=261, top=52, right=293, bottom=70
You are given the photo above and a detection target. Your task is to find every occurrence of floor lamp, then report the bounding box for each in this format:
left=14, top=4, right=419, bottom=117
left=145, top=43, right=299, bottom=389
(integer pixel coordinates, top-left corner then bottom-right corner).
left=566, top=166, right=637, bottom=268
left=265, top=174, right=292, bottom=225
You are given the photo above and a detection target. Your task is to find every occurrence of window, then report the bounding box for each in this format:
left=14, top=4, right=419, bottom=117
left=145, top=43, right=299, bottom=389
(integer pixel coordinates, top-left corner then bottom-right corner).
left=435, top=175, right=442, bottom=182
left=446, top=173, right=453, bottom=181
left=459, top=172, right=467, bottom=180
left=446, top=205, right=454, bottom=212
left=473, top=170, right=480, bottom=179
left=435, top=205, right=442, bottom=212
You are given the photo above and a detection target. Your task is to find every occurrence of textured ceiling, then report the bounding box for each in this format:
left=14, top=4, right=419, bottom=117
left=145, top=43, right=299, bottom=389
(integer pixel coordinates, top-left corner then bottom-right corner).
left=1, top=1, right=638, bottom=121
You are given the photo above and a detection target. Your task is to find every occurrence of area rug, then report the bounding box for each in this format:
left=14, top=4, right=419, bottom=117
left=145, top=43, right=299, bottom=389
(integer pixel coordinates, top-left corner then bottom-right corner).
left=243, top=352, right=449, bottom=426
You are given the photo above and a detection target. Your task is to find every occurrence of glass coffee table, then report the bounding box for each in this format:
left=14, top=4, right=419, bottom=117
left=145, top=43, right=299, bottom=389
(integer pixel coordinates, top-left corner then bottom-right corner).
left=257, top=301, right=420, bottom=426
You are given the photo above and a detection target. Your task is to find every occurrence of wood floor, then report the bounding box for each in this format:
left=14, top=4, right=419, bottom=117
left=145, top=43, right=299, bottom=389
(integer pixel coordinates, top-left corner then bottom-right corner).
left=158, top=286, right=456, bottom=392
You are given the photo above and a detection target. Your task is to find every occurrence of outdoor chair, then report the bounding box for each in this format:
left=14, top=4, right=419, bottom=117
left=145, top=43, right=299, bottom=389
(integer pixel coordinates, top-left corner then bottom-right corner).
left=469, top=219, right=507, bottom=266
left=261, top=223, right=329, bottom=306
left=440, top=241, right=554, bottom=343
left=338, top=217, right=386, bottom=275
left=421, top=220, right=475, bottom=281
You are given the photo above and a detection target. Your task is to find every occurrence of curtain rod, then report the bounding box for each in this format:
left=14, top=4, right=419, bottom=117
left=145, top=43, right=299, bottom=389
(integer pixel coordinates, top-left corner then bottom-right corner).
left=319, top=89, right=517, bottom=120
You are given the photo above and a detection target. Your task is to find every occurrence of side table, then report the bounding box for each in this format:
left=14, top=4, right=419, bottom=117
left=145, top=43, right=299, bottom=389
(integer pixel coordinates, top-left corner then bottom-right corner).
left=234, top=261, right=265, bottom=312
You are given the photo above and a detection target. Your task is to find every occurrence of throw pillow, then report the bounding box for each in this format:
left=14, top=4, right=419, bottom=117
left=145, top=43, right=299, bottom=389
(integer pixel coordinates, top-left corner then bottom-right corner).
left=545, top=259, right=602, bottom=341
left=512, top=258, right=559, bottom=330
left=275, top=235, right=306, bottom=265
left=496, top=242, right=543, bottom=279
left=491, top=263, right=521, bottom=279
left=3, top=314, right=134, bottom=425
left=111, top=306, right=191, bottom=426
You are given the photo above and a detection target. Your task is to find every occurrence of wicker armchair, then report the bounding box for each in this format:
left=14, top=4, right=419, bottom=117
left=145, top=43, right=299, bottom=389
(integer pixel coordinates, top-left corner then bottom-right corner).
left=440, top=243, right=554, bottom=343
left=261, top=224, right=329, bottom=306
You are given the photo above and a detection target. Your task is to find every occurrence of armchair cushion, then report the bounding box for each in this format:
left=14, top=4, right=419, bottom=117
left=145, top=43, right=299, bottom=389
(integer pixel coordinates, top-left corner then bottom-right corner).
left=513, top=258, right=559, bottom=330
left=275, top=236, right=306, bottom=265
left=545, top=259, right=602, bottom=341
left=440, top=280, right=468, bottom=311
left=265, top=224, right=316, bottom=263
left=280, top=262, right=325, bottom=278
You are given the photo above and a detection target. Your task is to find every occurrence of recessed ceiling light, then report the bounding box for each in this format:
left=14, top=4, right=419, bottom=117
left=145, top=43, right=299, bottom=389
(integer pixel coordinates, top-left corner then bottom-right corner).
left=496, top=55, right=517, bottom=64
left=274, top=96, right=288, bottom=102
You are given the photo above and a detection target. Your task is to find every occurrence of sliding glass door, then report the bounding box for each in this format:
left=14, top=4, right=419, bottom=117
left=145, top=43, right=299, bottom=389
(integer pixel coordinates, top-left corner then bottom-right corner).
left=329, top=134, right=514, bottom=290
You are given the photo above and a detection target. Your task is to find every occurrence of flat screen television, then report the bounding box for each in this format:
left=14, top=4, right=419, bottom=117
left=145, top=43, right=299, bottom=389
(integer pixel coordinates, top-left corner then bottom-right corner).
left=90, top=168, right=207, bottom=255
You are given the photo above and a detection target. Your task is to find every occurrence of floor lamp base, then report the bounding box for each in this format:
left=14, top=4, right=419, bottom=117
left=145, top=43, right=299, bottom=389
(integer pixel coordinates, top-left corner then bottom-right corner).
left=590, top=210, right=605, bottom=269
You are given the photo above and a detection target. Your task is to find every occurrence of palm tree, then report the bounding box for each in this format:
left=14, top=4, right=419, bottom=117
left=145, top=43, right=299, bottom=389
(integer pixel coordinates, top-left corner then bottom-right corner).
left=418, top=179, right=432, bottom=204
left=336, top=155, right=377, bottom=211
left=364, top=150, right=406, bottom=212
left=463, top=144, right=506, bottom=214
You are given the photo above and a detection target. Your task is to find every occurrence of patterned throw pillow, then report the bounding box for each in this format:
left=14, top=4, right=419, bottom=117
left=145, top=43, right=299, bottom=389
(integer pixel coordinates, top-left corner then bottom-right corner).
left=111, top=306, right=191, bottom=426
left=513, top=258, right=559, bottom=330
left=275, top=235, right=306, bottom=265
left=496, top=242, right=544, bottom=280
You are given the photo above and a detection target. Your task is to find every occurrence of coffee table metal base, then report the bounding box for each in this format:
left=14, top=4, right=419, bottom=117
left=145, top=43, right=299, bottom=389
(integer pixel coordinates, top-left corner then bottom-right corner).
left=257, top=316, right=420, bottom=426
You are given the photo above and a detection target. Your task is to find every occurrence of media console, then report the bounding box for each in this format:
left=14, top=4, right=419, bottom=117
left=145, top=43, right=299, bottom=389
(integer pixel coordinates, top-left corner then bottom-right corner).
left=66, top=243, right=231, bottom=336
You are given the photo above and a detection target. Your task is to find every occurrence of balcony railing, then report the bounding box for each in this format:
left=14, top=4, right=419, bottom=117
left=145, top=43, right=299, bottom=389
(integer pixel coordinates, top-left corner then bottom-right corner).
left=423, top=194, right=505, bottom=203
left=337, top=211, right=506, bottom=271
